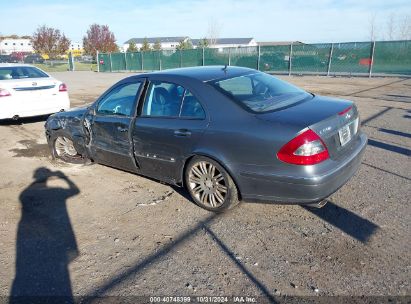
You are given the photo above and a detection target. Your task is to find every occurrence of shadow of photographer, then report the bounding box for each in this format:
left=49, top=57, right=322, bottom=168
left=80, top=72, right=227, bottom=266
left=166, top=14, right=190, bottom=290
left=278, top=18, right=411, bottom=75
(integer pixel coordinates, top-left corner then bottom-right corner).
left=10, top=167, right=80, bottom=303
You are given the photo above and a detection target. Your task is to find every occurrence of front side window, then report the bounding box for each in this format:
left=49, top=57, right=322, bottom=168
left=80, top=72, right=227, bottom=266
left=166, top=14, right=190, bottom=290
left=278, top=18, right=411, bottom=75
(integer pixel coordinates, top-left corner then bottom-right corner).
left=97, top=82, right=141, bottom=116
left=209, top=72, right=311, bottom=112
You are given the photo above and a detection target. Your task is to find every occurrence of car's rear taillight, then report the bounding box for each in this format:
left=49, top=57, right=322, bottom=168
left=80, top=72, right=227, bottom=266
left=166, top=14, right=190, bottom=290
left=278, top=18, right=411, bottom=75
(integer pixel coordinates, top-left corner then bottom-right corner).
left=0, top=88, right=11, bottom=97
left=59, top=83, right=68, bottom=92
left=277, top=129, right=329, bottom=165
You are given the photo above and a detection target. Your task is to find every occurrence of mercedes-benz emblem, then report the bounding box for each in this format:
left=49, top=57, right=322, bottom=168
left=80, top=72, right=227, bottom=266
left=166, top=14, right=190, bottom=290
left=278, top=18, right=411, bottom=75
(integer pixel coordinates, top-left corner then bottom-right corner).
left=32, top=82, right=37, bottom=86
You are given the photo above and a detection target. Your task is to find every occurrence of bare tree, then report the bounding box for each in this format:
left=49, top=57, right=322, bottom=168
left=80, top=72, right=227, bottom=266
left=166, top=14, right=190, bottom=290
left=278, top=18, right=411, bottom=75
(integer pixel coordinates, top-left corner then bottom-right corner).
left=206, top=19, right=222, bottom=47
left=398, top=15, right=411, bottom=40
left=369, top=13, right=377, bottom=41
left=386, top=13, right=396, bottom=41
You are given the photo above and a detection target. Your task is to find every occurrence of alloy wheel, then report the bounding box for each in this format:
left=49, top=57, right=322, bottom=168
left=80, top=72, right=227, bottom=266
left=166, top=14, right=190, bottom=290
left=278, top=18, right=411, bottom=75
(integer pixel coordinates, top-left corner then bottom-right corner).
left=54, top=136, right=79, bottom=158
left=188, top=161, right=228, bottom=208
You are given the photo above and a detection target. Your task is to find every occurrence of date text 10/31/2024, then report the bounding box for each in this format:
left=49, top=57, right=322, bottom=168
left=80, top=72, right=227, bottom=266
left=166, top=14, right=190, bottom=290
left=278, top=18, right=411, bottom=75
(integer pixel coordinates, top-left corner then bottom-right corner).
left=149, top=296, right=257, bottom=303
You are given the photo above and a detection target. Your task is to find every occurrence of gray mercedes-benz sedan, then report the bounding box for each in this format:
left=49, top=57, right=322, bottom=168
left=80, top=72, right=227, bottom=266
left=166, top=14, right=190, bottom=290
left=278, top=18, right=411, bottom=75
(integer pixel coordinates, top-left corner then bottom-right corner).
left=45, top=66, right=367, bottom=212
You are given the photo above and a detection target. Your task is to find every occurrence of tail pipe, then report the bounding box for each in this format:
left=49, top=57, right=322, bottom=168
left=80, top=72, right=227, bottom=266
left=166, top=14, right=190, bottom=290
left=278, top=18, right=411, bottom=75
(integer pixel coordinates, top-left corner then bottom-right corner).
left=306, top=199, right=328, bottom=209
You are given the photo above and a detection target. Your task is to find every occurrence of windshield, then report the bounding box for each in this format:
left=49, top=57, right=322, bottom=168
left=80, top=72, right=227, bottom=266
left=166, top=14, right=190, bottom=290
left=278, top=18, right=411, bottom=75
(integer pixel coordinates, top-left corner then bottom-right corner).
left=209, top=72, right=311, bottom=112
left=0, top=66, right=49, bottom=80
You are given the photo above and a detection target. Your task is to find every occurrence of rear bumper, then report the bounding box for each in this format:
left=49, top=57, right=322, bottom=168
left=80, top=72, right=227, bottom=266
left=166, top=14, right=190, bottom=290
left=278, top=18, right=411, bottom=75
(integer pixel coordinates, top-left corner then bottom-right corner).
left=238, top=132, right=367, bottom=204
left=0, top=97, right=70, bottom=120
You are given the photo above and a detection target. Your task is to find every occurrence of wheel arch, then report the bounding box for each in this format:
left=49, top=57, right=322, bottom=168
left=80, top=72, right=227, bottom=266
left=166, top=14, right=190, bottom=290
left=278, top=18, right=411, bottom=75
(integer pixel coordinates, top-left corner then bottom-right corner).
left=49, top=127, right=88, bottom=158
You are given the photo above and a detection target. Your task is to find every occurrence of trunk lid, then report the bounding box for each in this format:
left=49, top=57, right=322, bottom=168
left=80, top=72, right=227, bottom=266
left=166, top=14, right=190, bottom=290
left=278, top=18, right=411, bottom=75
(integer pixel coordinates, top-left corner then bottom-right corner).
left=4, top=77, right=60, bottom=99
left=256, top=95, right=360, bottom=159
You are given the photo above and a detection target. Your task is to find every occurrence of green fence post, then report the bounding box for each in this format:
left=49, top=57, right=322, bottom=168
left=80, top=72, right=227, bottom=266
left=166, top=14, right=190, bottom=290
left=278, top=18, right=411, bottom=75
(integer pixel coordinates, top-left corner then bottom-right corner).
left=369, top=41, right=376, bottom=78
left=96, top=51, right=99, bottom=72
left=327, top=43, right=334, bottom=76
left=288, top=43, right=293, bottom=76
left=141, top=52, right=144, bottom=71
left=159, top=51, right=162, bottom=70
left=202, top=48, right=205, bottom=66
left=257, top=45, right=261, bottom=70
left=179, top=49, right=182, bottom=68
left=124, top=51, right=128, bottom=71
left=68, top=52, right=74, bottom=71
left=109, top=53, right=112, bottom=72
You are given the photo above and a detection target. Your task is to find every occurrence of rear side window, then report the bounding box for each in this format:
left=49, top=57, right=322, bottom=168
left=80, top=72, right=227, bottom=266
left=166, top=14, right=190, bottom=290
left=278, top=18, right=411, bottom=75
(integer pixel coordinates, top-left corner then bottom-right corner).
left=180, top=91, right=205, bottom=119
left=142, top=81, right=205, bottom=119
left=142, top=81, right=185, bottom=117
left=0, top=67, right=48, bottom=80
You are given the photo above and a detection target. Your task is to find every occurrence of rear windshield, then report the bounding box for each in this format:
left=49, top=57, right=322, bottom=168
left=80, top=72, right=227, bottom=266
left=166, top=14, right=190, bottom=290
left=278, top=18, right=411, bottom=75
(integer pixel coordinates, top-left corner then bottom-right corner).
left=209, top=72, right=311, bottom=112
left=0, top=66, right=49, bottom=80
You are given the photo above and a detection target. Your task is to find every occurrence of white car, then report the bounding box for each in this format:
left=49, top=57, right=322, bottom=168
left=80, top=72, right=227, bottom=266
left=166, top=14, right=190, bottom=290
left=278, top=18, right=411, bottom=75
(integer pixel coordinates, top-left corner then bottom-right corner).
left=0, top=63, right=70, bottom=120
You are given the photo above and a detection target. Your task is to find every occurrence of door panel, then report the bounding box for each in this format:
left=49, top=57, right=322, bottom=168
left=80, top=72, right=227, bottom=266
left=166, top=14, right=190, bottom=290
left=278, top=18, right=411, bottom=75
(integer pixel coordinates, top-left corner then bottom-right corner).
left=133, top=118, right=208, bottom=182
left=90, top=116, right=136, bottom=171
left=89, top=80, right=143, bottom=171
left=132, top=80, right=208, bottom=183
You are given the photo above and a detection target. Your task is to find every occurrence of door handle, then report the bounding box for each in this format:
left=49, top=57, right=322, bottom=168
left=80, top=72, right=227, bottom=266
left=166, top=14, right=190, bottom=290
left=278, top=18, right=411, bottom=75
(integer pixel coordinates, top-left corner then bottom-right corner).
left=174, top=129, right=191, bottom=137
left=117, top=126, right=128, bottom=132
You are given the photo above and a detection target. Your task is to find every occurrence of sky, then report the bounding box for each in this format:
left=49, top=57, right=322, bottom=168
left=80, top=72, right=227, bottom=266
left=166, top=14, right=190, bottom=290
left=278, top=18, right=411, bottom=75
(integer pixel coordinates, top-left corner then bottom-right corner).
left=1, top=0, right=410, bottom=44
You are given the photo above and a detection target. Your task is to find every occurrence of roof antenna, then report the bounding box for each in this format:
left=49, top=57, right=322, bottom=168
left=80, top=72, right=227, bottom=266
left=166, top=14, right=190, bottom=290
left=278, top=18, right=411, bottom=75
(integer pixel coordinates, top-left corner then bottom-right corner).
left=222, top=64, right=228, bottom=73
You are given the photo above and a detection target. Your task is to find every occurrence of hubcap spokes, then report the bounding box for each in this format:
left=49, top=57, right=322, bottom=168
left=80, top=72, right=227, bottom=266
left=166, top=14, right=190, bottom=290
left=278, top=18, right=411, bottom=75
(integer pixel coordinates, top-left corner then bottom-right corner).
left=55, top=137, right=78, bottom=157
left=189, top=161, right=228, bottom=208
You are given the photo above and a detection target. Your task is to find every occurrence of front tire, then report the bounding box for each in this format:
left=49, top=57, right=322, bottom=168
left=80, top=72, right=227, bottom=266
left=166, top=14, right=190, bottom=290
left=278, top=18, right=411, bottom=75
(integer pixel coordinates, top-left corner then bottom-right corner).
left=185, top=156, right=240, bottom=212
left=50, top=130, right=85, bottom=164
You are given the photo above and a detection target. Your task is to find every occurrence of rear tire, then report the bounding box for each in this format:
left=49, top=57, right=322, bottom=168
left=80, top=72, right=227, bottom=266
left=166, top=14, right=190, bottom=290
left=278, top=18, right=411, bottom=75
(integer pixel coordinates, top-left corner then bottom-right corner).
left=50, top=130, right=86, bottom=164
left=184, top=156, right=240, bottom=212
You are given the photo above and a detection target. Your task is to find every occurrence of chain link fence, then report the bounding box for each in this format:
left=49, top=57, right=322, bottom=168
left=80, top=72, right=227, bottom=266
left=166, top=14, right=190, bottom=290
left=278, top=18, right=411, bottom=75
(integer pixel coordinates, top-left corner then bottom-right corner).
left=93, top=40, right=411, bottom=77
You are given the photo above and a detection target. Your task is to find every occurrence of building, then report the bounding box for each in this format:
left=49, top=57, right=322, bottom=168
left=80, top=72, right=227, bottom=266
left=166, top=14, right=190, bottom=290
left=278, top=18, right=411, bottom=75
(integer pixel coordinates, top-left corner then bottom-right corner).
left=123, top=37, right=189, bottom=52
left=192, top=38, right=257, bottom=49
left=257, top=41, right=303, bottom=47
left=123, top=37, right=258, bottom=52
left=69, top=42, right=83, bottom=57
left=0, top=38, right=33, bottom=55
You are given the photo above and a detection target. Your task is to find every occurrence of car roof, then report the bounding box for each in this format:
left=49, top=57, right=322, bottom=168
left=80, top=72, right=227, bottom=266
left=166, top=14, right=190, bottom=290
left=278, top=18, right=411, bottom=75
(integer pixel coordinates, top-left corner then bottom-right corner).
left=146, top=66, right=256, bottom=82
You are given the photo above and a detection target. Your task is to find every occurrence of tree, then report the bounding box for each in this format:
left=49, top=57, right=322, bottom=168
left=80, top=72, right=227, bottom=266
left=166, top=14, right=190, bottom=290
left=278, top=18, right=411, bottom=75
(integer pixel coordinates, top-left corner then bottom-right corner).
left=398, top=15, right=411, bottom=40
left=207, top=19, right=221, bottom=46
left=140, top=38, right=151, bottom=51
left=176, top=39, right=193, bottom=50
left=31, top=25, right=70, bottom=59
left=386, top=13, right=396, bottom=40
left=197, top=37, right=209, bottom=48
left=369, top=13, right=377, bottom=41
left=83, top=24, right=118, bottom=57
left=127, top=41, right=138, bottom=52
left=153, top=39, right=162, bottom=51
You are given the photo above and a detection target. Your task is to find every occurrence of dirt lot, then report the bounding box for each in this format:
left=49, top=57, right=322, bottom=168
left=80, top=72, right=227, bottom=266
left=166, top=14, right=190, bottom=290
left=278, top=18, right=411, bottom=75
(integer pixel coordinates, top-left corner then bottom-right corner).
left=0, top=71, right=410, bottom=302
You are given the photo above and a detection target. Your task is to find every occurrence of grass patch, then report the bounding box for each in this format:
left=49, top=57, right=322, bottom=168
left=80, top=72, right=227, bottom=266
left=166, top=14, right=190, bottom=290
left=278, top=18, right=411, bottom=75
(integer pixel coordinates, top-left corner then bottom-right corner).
left=34, top=62, right=97, bottom=72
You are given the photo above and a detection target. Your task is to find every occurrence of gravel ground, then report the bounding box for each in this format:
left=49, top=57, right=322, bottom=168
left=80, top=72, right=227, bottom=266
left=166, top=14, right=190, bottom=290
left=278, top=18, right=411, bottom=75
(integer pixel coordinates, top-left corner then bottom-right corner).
left=0, top=71, right=410, bottom=302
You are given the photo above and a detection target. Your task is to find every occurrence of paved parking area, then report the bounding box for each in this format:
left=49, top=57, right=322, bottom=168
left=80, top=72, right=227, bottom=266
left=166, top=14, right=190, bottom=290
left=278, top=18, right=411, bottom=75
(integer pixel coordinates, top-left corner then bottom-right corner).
left=0, top=72, right=410, bottom=301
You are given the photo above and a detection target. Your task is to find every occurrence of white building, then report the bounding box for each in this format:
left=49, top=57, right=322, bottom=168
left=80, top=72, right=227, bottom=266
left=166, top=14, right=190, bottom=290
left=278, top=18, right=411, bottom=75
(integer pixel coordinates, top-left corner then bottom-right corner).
left=192, top=38, right=258, bottom=50
left=0, top=39, right=33, bottom=54
left=123, top=37, right=189, bottom=52
left=70, top=42, right=82, bottom=51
